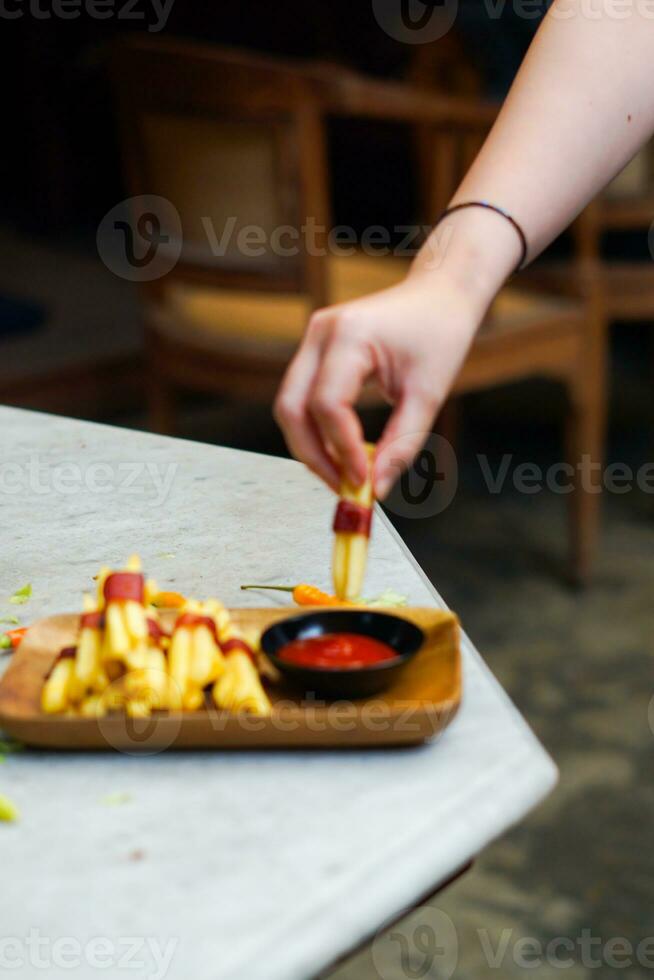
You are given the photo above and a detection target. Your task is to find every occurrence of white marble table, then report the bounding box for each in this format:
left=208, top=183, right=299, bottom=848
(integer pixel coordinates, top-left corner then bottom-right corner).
left=0, top=407, right=557, bottom=980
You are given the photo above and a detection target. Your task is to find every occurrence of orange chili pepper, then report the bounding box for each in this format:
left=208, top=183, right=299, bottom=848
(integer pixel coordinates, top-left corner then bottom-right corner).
left=1, top=627, right=28, bottom=651
left=152, top=591, right=186, bottom=609
left=240, top=584, right=352, bottom=607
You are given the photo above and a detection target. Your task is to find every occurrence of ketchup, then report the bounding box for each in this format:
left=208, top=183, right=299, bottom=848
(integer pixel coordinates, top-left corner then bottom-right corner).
left=103, top=572, right=144, bottom=604
left=333, top=500, right=373, bottom=537
left=278, top=633, right=398, bottom=671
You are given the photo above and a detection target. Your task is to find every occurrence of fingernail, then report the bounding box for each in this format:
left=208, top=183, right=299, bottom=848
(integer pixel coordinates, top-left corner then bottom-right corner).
left=375, top=472, right=392, bottom=499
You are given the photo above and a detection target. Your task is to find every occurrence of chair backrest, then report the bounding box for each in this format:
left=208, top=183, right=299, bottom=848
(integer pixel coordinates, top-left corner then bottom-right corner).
left=111, top=37, right=331, bottom=306
left=420, top=107, right=605, bottom=303
left=419, top=121, right=489, bottom=220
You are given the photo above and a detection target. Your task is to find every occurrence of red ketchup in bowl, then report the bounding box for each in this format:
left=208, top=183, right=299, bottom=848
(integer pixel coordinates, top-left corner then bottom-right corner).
left=277, top=633, right=399, bottom=671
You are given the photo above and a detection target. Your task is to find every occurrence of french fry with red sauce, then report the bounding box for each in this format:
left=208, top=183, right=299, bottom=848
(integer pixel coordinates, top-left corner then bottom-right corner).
left=123, top=633, right=170, bottom=713
left=169, top=600, right=226, bottom=711
left=332, top=443, right=375, bottom=601
left=40, top=556, right=273, bottom=720
left=213, top=616, right=271, bottom=716
left=41, top=647, right=78, bottom=714
left=99, top=555, right=150, bottom=670
left=74, top=594, right=108, bottom=693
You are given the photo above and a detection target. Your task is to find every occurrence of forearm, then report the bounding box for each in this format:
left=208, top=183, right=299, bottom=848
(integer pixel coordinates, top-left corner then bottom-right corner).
left=414, top=0, right=654, bottom=304
left=277, top=0, right=654, bottom=491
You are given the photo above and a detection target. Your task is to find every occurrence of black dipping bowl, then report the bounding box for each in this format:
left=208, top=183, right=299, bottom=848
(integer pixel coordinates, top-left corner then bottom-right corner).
left=261, top=609, right=425, bottom=700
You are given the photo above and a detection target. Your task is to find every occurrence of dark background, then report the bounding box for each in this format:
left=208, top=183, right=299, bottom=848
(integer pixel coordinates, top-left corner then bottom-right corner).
left=0, top=0, right=538, bottom=235
left=1, top=5, right=653, bottom=977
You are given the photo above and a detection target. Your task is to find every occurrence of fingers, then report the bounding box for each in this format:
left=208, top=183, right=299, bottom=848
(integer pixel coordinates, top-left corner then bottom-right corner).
left=307, top=324, right=373, bottom=488
left=274, top=312, right=341, bottom=491
left=374, top=385, right=440, bottom=499
left=276, top=305, right=373, bottom=489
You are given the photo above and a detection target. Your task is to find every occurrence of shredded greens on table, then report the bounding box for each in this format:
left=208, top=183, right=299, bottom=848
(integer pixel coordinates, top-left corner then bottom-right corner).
left=101, top=792, right=132, bottom=807
left=0, top=794, right=19, bottom=822
left=362, top=589, right=409, bottom=608
left=0, top=738, right=24, bottom=763
left=9, top=584, right=32, bottom=605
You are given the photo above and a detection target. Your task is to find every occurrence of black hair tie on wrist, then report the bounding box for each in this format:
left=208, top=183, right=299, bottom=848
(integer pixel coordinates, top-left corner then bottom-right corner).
left=433, top=201, right=529, bottom=274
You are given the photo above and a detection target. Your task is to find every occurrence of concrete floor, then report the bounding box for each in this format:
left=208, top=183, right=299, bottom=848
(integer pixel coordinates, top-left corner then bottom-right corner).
left=331, top=489, right=654, bottom=980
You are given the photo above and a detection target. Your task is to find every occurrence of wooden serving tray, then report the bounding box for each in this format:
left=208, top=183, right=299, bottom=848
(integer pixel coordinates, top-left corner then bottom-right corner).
left=0, top=608, right=461, bottom=751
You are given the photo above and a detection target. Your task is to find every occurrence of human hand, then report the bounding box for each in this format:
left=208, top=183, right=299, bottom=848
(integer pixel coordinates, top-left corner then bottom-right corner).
left=274, top=203, right=521, bottom=497
left=274, top=267, right=486, bottom=499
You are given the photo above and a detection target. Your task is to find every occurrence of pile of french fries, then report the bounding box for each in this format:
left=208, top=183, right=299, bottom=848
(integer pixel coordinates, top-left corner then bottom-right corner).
left=41, top=556, right=271, bottom=718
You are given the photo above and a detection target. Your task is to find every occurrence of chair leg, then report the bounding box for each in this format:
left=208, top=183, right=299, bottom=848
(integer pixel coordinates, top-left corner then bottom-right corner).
left=436, top=397, right=460, bottom=452
left=566, top=319, right=608, bottom=585
left=566, top=398, right=602, bottom=586
left=147, top=369, right=176, bottom=435
left=435, top=398, right=460, bottom=502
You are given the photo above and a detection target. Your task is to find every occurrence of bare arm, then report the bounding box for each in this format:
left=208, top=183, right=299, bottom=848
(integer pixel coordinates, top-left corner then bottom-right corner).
left=276, top=0, right=654, bottom=495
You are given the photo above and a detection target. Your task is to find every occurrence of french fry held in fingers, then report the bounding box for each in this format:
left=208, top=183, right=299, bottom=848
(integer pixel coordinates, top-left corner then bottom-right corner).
left=332, top=443, right=376, bottom=601
left=213, top=617, right=271, bottom=717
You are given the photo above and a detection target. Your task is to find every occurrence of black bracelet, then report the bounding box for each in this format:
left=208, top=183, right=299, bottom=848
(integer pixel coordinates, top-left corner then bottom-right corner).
left=433, top=201, right=528, bottom=274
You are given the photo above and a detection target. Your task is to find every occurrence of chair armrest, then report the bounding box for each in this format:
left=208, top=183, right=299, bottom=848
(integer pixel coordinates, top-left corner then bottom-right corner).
left=307, top=65, right=499, bottom=129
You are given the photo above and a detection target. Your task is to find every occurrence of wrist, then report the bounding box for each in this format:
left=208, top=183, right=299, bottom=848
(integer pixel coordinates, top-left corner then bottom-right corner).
left=410, top=204, right=523, bottom=313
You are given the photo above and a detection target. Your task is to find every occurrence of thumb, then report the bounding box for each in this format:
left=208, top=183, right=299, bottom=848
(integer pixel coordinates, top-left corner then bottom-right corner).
left=374, top=387, right=440, bottom=499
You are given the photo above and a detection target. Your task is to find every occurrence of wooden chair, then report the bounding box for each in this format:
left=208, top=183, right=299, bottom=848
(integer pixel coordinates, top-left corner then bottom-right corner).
left=112, top=37, right=605, bottom=580
left=111, top=38, right=508, bottom=427
left=418, top=120, right=608, bottom=584
left=110, top=38, right=322, bottom=431
left=521, top=143, right=654, bottom=325
left=111, top=37, right=426, bottom=433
